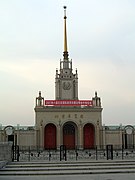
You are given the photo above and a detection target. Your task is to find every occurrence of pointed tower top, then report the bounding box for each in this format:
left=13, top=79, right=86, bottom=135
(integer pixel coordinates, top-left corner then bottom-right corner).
left=95, top=91, right=97, bottom=97
left=39, top=91, right=41, bottom=97
left=63, top=6, right=67, bottom=18
left=63, top=6, right=69, bottom=60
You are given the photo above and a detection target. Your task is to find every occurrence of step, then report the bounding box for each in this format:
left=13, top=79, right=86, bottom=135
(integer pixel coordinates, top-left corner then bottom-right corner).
left=1, top=169, right=135, bottom=176
left=1, top=160, right=135, bottom=176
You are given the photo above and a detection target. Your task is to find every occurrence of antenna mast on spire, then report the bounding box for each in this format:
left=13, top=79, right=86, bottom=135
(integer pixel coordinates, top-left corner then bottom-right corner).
left=63, top=6, right=68, bottom=60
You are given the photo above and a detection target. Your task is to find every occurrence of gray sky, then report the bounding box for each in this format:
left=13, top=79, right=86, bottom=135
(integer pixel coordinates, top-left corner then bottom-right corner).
left=0, top=0, right=135, bottom=126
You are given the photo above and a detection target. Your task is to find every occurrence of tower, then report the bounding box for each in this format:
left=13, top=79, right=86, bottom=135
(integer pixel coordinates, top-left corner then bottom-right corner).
left=34, top=6, right=102, bottom=150
left=55, top=6, right=78, bottom=100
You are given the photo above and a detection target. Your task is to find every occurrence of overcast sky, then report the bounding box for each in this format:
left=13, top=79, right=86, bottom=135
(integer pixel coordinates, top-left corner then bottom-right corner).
left=0, top=0, right=135, bottom=126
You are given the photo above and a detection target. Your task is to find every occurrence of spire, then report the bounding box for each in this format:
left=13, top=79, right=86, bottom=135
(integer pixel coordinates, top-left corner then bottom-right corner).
left=63, top=6, right=69, bottom=60
left=64, top=6, right=68, bottom=52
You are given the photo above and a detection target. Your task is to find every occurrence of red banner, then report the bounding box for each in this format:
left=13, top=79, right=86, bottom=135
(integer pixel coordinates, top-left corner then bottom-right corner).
left=45, top=100, right=93, bottom=106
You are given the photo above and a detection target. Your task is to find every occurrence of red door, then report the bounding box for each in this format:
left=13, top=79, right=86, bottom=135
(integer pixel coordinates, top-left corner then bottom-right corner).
left=84, top=124, right=95, bottom=149
left=63, top=123, right=75, bottom=149
left=44, top=124, right=56, bottom=149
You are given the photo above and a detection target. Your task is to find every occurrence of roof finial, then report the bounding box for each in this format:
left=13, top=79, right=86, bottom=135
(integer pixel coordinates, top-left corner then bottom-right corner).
left=63, top=6, right=68, bottom=60
left=63, top=6, right=67, bottom=19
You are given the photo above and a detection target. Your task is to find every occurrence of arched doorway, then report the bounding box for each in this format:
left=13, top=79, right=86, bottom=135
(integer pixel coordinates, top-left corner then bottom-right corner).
left=124, top=125, right=134, bottom=149
left=44, top=123, right=56, bottom=149
left=84, top=123, right=95, bottom=149
left=63, top=122, right=76, bottom=149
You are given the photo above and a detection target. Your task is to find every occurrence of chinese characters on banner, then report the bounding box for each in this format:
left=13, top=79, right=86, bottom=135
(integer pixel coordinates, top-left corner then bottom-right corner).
left=45, top=100, right=93, bottom=106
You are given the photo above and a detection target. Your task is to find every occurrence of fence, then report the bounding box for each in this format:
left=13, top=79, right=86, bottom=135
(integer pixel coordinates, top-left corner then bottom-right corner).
left=18, top=145, right=135, bottom=162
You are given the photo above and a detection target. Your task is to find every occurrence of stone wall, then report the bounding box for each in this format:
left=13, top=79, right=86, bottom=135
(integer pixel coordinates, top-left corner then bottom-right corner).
left=0, top=142, right=12, bottom=161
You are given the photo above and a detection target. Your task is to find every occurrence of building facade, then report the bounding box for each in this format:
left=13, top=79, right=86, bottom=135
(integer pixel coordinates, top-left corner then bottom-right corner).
left=35, top=6, right=102, bottom=149
left=0, top=7, right=134, bottom=151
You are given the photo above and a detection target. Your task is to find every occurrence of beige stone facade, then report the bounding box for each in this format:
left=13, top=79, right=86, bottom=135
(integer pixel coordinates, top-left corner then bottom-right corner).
left=0, top=123, right=134, bottom=150
left=34, top=92, right=102, bottom=149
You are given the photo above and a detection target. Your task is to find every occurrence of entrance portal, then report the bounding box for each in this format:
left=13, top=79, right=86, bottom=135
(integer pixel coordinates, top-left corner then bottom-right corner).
left=84, top=123, right=95, bottom=149
left=44, top=123, right=56, bottom=149
left=63, top=122, right=75, bottom=149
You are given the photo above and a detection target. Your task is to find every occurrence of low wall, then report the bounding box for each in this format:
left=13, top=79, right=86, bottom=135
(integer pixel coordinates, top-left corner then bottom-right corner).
left=0, top=142, right=12, bottom=162
left=0, top=161, right=7, bottom=169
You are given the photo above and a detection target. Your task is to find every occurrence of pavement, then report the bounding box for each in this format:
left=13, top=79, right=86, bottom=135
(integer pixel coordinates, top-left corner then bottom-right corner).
left=1, top=174, right=135, bottom=180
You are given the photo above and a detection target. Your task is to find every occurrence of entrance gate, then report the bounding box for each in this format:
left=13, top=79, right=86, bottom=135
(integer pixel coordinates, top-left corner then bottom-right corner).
left=44, top=124, right=56, bottom=149
left=63, top=123, right=75, bottom=149
left=84, top=123, right=95, bottom=149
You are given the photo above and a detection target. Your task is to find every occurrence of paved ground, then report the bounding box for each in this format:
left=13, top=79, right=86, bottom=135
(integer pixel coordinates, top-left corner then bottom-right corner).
left=0, top=174, right=135, bottom=180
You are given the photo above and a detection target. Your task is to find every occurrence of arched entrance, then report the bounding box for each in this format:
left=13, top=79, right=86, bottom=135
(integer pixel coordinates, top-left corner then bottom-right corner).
left=124, top=125, right=134, bottom=149
left=63, top=122, right=76, bottom=149
left=44, top=123, right=56, bottom=149
left=84, top=123, right=95, bottom=149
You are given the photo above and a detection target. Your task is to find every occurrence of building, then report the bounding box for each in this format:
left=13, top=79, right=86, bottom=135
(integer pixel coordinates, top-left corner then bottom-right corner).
left=35, top=6, right=102, bottom=149
left=0, top=7, right=134, bottom=151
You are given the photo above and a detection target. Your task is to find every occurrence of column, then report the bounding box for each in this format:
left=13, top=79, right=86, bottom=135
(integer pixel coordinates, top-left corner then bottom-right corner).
left=79, top=120, right=83, bottom=149
left=57, top=120, right=61, bottom=149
